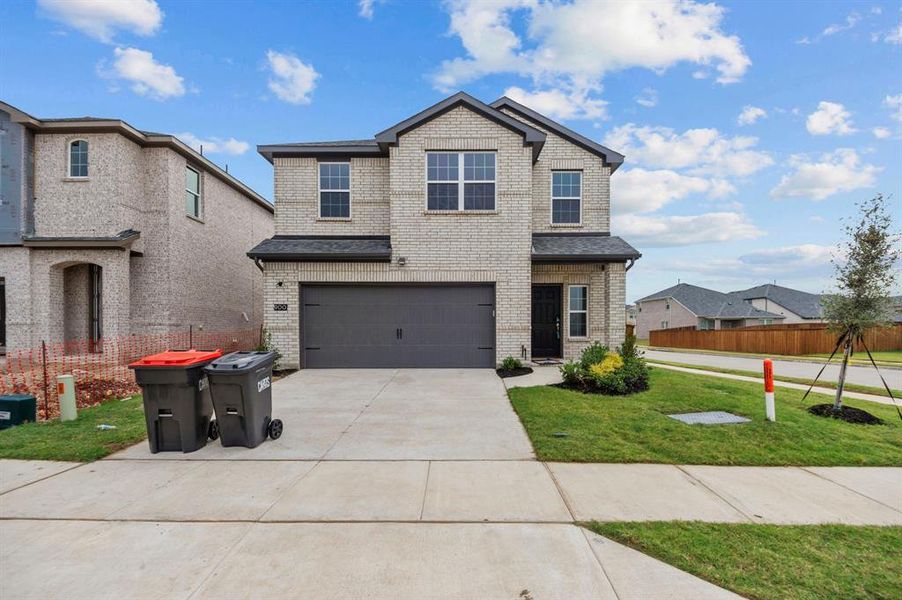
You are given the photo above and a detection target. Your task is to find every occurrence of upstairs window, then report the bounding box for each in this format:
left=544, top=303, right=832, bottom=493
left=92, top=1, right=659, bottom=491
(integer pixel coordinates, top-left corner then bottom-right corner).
left=186, top=165, right=201, bottom=218
left=319, top=162, right=350, bottom=218
left=551, top=171, right=581, bottom=224
left=427, top=152, right=495, bottom=211
left=69, top=140, right=88, bottom=178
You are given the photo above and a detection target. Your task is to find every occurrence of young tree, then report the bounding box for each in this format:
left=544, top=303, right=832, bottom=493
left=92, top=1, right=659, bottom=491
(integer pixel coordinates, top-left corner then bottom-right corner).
left=821, top=194, right=900, bottom=411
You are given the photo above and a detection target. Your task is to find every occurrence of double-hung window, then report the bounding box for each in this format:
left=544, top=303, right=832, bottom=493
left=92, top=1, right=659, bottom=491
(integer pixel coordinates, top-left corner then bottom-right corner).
left=69, top=140, right=89, bottom=178
left=319, top=162, right=350, bottom=218
left=426, top=152, right=495, bottom=211
left=552, top=171, right=581, bottom=224
left=185, top=165, right=201, bottom=218
left=568, top=285, right=588, bottom=337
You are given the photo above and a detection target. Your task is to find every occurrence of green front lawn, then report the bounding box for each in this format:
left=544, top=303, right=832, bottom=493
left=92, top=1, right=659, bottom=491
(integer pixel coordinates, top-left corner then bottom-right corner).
left=588, top=522, right=902, bottom=600
left=509, top=368, right=902, bottom=465
left=804, top=350, right=902, bottom=365
left=0, top=396, right=147, bottom=462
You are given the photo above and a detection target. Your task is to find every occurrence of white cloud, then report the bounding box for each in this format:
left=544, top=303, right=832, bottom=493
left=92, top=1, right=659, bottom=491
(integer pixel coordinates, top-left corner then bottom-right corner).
left=503, top=85, right=607, bottom=120
left=613, top=212, right=763, bottom=247
left=806, top=101, right=856, bottom=135
left=872, top=127, right=892, bottom=139
left=108, top=47, right=184, bottom=100
left=611, top=168, right=734, bottom=215
left=603, top=123, right=773, bottom=177
left=635, top=88, right=658, bottom=108
left=823, top=12, right=861, bottom=36
left=737, top=105, right=767, bottom=126
left=884, top=23, right=902, bottom=44
left=770, top=148, right=881, bottom=200
left=38, top=0, right=162, bottom=43
left=265, top=50, right=319, bottom=105
left=176, top=133, right=249, bottom=156
left=433, top=0, right=750, bottom=112
left=737, top=244, right=835, bottom=272
left=358, top=0, right=384, bottom=20
left=884, top=94, right=902, bottom=122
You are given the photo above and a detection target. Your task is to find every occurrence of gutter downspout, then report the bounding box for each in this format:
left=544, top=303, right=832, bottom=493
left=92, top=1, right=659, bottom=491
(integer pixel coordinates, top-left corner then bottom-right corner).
left=625, top=258, right=636, bottom=271
left=253, top=257, right=264, bottom=272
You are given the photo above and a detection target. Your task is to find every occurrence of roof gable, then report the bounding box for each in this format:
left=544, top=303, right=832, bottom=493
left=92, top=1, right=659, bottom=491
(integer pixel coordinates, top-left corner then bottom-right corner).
left=732, top=284, right=824, bottom=319
left=490, top=96, right=625, bottom=172
left=374, top=92, right=546, bottom=160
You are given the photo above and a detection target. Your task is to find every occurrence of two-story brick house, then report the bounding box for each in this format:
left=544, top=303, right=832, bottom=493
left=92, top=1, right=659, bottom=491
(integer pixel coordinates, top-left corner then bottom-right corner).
left=0, top=101, right=274, bottom=353
left=250, top=93, right=640, bottom=368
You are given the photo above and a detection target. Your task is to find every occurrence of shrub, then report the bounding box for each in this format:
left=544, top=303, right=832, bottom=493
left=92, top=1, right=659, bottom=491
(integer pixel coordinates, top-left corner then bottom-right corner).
left=579, top=342, right=609, bottom=370
left=559, top=361, right=585, bottom=386
left=588, top=354, right=624, bottom=378
left=256, top=328, right=283, bottom=365
left=500, top=356, right=522, bottom=370
left=619, top=335, right=641, bottom=361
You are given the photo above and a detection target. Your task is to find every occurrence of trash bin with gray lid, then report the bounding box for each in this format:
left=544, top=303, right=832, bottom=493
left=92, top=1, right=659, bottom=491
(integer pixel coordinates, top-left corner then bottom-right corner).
left=129, top=349, right=222, bottom=453
left=204, top=351, right=282, bottom=448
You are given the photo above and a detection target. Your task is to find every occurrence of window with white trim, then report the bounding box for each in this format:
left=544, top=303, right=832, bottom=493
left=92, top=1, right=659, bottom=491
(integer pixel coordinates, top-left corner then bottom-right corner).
left=185, top=165, right=201, bottom=218
left=552, top=171, right=581, bottom=224
left=568, top=285, right=588, bottom=337
left=319, top=162, right=350, bottom=218
left=426, top=152, right=495, bottom=211
left=69, top=140, right=88, bottom=178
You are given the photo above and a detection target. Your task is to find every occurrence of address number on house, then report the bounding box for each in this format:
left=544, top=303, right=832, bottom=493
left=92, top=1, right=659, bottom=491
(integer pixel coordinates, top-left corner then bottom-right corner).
left=273, top=304, right=288, bottom=312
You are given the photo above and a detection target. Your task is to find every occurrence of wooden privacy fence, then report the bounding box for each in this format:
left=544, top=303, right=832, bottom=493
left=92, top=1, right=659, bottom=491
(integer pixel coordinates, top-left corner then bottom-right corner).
left=649, top=323, right=902, bottom=356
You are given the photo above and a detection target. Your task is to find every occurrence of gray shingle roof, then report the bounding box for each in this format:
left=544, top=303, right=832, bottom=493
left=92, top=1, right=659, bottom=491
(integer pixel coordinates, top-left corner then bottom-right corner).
left=637, top=283, right=784, bottom=320
left=731, top=284, right=824, bottom=319
left=247, top=236, right=391, bottom=261
left=531, top=234, right=641, bottom=262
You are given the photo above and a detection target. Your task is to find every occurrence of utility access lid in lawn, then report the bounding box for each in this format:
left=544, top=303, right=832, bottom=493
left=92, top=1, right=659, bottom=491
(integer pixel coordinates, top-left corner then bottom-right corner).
left=668, top=411, right=751, bottom=425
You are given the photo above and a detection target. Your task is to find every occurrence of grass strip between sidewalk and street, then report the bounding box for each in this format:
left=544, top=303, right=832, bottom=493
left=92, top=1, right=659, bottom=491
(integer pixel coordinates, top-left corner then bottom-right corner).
left=0, top=395, right=146, bottom=462
left=587, top=521, right=902, bottom=600
left=643, top=345, right=902, bottom=368
left=646, top=358, right=902, bottom=399
left=508, top=367, right=902, bottom=465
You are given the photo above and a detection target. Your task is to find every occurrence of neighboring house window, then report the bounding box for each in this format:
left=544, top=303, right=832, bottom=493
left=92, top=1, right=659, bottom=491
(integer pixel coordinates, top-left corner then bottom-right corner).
left=319, top=162, right=351, bottom=218
left=699, top=318, right=714, bottom=330
left=551, top=171, right=581, bottom=224
left=69, top=140, right=88, bottom=178
left=426, top=152, right=495, bottom=211
left=660, top=320, right=668, bottom=329
left=185, top=165, right=201, bottom=218
left=568, top=285, right=588, bottom=337
left=761, top=318, right=773, bottom=325
left=665, top=302, right=670, bottom=310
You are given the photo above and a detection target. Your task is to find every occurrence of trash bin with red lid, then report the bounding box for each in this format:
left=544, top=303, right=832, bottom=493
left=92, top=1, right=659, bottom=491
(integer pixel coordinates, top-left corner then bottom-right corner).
left=129, top=349, right=222, bottom=453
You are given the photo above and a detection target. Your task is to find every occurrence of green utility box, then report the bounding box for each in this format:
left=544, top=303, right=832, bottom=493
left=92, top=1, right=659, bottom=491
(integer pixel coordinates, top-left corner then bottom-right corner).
left=0, top=394, right=37, bottom=429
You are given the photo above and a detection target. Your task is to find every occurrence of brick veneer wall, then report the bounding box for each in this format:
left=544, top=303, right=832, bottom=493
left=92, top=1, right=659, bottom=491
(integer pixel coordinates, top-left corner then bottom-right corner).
left=498, top=108, right=611, bottom=233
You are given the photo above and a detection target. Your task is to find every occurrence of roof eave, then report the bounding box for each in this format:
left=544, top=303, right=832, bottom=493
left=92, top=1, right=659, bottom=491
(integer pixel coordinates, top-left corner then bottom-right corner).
left=247, top=252, right=391, bottom=262
left=531, top=253, right=641, bottom=263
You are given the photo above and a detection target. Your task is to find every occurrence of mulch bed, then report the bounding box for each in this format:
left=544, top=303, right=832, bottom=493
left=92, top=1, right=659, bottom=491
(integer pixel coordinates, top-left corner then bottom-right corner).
left=496, top=367, right=534, bottom=378
left=808, top=403, right=885, bottom=425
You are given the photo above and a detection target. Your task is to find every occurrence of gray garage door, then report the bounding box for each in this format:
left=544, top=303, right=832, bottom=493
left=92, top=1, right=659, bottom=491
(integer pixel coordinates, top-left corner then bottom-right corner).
left=301, top=285, right=495, bottom=368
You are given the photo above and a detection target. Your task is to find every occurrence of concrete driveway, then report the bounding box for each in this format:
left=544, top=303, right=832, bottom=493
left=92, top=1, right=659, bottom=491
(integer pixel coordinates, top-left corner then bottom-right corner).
left=1, top=368, right=749, bottom=599
left=113, top=368, right=534, bottom=460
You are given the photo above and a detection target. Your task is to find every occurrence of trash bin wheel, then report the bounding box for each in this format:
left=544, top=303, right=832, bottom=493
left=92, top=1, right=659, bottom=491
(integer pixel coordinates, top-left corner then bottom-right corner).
left=208, top=420, right=220, bottom=441
left=268, top=419, right=283, bottom=440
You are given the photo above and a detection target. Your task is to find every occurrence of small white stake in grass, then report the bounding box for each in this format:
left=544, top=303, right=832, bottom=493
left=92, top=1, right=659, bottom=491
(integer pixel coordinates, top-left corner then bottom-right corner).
left=763, top=359, right=775, bottom=422
left=57, top=374, right=77, bottom=422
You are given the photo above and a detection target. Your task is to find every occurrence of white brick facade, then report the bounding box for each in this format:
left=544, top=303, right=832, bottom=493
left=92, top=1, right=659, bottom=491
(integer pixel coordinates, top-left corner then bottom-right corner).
left=261, top=100, right=630, bottom=368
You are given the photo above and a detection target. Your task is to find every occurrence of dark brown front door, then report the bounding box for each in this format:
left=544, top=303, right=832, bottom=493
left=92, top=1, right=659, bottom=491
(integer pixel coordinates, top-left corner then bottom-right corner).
left=531, top=285, right=561, bottom=358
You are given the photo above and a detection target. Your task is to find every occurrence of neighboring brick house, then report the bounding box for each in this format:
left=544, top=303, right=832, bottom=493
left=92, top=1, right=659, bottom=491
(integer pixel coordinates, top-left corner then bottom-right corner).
left=0, top=101, right=274, bottom=353
left=249, top=92, right=640, bottom=368
left=634, top=283, right=785, bottom=339
left=731, top=284, right=825, bottom=324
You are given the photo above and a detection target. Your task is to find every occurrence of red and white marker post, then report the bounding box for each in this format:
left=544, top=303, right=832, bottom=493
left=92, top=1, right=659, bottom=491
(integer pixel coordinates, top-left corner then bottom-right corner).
left=763, top=358, right=775, bottom=422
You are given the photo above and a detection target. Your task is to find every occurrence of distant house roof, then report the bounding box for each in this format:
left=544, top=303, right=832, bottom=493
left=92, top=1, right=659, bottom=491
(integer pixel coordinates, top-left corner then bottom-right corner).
left=490, top=96, right=625, bottom=172
left=259, top=91, right=632, bottom=166
left=0, top=101, right=272, bottom=213
left=731, top=284, right=824, bottom=319
left=247, top=236, right=392, bottom=261
left=532, top=233, right=640, bottom=262
left=637, top=283, right=784, bottom=320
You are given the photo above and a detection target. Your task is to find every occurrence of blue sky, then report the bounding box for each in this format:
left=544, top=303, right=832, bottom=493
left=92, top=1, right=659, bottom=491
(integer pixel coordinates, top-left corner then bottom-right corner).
left=2, top=0, right=900, bottom=302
